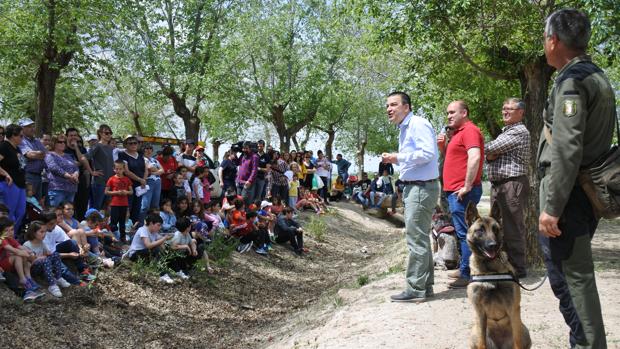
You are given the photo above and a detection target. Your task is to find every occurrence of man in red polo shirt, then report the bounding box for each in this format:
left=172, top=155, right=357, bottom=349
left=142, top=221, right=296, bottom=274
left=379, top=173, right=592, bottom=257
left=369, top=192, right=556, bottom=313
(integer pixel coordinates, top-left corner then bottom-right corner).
left=437, top=100, right=484, bottom=289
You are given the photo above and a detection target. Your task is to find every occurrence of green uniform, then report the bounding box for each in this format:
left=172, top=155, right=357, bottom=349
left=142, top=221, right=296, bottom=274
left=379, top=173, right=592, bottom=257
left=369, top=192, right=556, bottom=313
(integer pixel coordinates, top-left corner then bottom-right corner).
left=538, top=55, right=615, bottom=349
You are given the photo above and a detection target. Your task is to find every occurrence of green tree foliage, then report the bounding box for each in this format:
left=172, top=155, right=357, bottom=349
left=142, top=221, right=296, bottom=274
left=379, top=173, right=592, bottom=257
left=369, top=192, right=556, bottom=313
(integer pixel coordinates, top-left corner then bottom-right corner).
left=213, top=0, right=347, bottom=152
left=111, top=0, right=235, bottom=141
left=0, top=0, right=115, bottom=134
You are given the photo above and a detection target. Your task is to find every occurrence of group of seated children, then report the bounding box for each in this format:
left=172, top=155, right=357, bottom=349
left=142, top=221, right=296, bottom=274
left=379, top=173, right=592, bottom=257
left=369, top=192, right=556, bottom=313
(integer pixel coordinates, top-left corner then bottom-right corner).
left=1, top=187, right=309, bottom=299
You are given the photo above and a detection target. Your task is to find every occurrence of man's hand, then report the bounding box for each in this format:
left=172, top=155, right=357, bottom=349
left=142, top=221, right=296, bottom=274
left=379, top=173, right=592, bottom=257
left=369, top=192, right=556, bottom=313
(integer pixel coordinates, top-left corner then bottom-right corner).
left=381, top=153, right=397, bottom=164
left=486, top=153, right=499, bottom=161
left=539, top=211, right=562, bottom=237
left=456, top=186, right=471, bottom=201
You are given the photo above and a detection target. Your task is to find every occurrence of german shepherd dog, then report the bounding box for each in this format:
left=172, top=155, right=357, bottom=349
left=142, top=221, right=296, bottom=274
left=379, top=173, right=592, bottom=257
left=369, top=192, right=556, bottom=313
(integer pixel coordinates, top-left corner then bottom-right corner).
left=465, top=202, right=531, bottom=349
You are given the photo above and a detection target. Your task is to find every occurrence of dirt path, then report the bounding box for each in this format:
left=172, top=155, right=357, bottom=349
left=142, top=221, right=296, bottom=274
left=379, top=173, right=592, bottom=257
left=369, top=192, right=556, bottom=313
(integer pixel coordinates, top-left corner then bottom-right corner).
left=266, top=206, right=620, bottom=349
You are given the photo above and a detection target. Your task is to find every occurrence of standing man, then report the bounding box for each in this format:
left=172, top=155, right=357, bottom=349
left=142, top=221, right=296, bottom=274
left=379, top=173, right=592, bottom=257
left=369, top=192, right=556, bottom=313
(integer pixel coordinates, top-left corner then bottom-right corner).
left=235, top=141, right=259, bottom=205
left=255, top=140, right=271, bottom=202
left=484, top=98, right=530, bottom=278
left=438, top=100, right=484, bottom=289
left=18, top=118, right=46, bottom=200
left=538, top=9, right=614, bottom=348
left=382, top=91, right=440, bottom=302
left=65, top=128, right=99, bottom=220
left=331, top=153, right=351, bottom=186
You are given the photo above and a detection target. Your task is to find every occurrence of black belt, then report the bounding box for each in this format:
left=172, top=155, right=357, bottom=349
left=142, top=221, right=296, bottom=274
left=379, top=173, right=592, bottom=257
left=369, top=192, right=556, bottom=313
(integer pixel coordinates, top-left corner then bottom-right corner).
left=401, top=178, right=438, bottom=186
left=491, top=175, right=526, bottom=186
left=26, top=171, right=42, bottom=175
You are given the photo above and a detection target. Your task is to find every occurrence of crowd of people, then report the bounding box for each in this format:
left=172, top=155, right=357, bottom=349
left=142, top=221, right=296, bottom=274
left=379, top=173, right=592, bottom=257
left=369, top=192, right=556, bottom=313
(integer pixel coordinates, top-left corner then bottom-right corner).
left=0, top=120, right=360, bottom=301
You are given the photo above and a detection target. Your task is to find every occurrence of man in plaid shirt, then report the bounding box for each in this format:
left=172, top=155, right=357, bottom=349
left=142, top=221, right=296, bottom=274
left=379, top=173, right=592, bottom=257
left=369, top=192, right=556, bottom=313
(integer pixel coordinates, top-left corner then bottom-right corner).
left=485, top=97, right=530, bottom=278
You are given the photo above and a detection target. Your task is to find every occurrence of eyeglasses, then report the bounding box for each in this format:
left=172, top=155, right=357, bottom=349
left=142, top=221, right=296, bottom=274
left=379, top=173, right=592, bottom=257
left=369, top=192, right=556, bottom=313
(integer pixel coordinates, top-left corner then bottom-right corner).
left=56, top=140, right=66, bottom=144
left=502, top=107, right=520, bottom=112
left=127, top=141, right=138, bottom=145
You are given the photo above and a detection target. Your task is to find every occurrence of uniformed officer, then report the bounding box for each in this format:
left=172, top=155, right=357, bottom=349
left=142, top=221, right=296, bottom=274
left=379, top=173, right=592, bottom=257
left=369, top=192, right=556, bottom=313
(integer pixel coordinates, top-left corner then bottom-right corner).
left=538, top=9, right=615, bottom=349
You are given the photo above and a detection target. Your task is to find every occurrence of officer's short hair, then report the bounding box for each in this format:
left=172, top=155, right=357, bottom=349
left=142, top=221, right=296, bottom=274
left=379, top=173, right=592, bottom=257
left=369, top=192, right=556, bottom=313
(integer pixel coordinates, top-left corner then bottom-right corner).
left=545, top=9, right=591, bottom=51
left=388, top=91, right=412, bottom=111
left=504, top=97, right=525, bottom=110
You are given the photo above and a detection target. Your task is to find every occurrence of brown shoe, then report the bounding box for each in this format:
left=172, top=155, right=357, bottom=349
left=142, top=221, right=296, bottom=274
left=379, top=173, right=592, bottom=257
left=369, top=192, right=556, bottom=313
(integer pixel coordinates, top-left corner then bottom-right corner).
left=447, top=277, right=469, bottom=289
left=447, top=270, right=461, bottom=279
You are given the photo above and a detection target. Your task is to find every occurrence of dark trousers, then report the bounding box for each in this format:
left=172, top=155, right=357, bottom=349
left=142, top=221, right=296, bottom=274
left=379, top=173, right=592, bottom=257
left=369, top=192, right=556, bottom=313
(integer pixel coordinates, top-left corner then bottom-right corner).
left=240, top=228, right=269, bottom=247
left=110, top=205, right=128, bottom=242
left=74, top=173, right=90, bottom=221
left=540, top=177, right=606, bottom=348
left=490, top=175, right=529, bottom=275
left=319, top=176, right=329, bottom=203
left=271, top=183, right=289, bottom=204
left=56, top=239, right=87, bottom=273
left=169, top=245, right=204, bottom=273
left=275, top=229, right=304, bottom=251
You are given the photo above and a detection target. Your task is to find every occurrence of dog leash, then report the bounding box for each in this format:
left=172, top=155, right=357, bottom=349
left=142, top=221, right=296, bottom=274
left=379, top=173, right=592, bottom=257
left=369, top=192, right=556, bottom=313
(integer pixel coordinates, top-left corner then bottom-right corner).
left=470, top=273, right=548, bottom=292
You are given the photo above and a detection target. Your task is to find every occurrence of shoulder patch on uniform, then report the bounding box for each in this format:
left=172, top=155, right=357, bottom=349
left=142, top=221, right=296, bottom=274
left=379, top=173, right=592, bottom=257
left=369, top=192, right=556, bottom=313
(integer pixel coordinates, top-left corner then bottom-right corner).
left=563, top=100, right=577, bottom=117
left=563, top=90, right=579, bottom=96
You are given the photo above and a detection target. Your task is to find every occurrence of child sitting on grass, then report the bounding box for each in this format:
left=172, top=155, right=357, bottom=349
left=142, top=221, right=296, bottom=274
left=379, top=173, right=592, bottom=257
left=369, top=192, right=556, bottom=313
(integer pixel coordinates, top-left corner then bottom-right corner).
left=55, top=203, right=92, bottom=256
left=159, top=199, right=177, bottom=235
left=23, top=221, right=77, bottom=297
left=0, top=217, right=45, bottom=301
left=126, top=213, right=174, bottom=284
left=41, top=211, right=96, bottom=282
left=168, top=217, right=211, bottom=279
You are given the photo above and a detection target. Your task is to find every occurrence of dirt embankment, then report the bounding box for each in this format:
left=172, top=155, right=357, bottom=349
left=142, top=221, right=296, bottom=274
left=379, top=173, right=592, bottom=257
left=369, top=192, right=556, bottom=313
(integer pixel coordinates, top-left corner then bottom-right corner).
left=0, top=202, right=403, bottom=349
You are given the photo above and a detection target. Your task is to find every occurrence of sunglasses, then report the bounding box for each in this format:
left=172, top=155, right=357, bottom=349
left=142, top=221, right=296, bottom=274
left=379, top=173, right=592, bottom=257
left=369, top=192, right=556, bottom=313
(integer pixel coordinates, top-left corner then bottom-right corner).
left=127, top=141, right=138, bottom=145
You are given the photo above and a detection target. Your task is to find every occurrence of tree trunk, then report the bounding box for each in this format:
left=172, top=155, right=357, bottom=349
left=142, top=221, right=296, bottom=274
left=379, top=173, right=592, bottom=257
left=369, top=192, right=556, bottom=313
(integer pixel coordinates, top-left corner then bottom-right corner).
left=131, top=111, right=144, bottom=136
left=519, top=56, right=555, bottom=267
left=168, top=92, right=200, bottom=141
left=356, top=140, right=366, bottom=178
left=325, top=128, right=335, bottom=160
left=211, top=139, right=221, bottom=162
left=35, top=63, right=60, bottom=136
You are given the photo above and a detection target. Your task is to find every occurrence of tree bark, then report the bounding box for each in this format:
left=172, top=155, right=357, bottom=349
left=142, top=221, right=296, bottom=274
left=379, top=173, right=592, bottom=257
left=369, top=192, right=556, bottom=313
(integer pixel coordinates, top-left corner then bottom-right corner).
left=35, top=64, right=60, bottom=135
left=167, top=92, right=200, bottom=141
left=325, top=128, right=335, bottom=160
left=131, top=111, right=144, bottom=136
left=211, top=139, right=222, bottom=162
left=356, top=139, right=366, bottom=178
left=519, top=56, right=555, bottom=267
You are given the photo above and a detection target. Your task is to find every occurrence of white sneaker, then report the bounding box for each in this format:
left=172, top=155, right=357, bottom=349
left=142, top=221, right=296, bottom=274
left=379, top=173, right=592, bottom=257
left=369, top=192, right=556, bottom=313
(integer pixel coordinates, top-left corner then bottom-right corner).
left=102, top=258, right=114, bottom=268
left=48, top=284, right=63, bottom=298
left=159, top=274, right=174, bottom=284
left=175, top=270, right=190, bottom=280
left=56, top=278, right=71, bottom=288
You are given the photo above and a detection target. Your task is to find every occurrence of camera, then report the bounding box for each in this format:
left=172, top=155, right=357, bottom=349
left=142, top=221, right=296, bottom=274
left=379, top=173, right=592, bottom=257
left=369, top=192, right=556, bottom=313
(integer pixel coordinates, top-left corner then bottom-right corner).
left=231, top=141, right=258, bottom=153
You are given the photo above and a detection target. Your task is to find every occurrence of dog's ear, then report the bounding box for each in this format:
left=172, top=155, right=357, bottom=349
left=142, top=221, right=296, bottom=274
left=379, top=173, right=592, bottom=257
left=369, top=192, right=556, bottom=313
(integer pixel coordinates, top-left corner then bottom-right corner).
left=465, top=202, right=480, bottom=226
left=490, top=201, right=502, bottom=224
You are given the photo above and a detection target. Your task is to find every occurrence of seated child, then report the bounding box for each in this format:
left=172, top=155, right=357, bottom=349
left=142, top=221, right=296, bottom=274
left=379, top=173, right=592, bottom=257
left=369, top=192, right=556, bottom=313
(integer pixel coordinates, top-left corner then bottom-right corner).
left=23, top=221, right=78, bottom=297
left=0, top=217, right=45, bottom=301
left=126, top=213, right=174, bottom=284
left=55, top=202, right=92, bottom=256
left=296, top=187, right=322, bottom=214
left=159, top=199, right=177, bottom=235
left=168, top=217, right=211, bottom=278
left=169, top=172, right=191, bottom=207
left=41, top=211, right=96, bottom=281
left=275, top=207, right=305, bottom=255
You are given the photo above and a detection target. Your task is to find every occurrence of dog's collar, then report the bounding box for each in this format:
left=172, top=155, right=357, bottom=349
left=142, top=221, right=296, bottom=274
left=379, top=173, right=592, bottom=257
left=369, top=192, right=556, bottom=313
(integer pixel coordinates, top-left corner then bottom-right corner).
left=470, top=273, right=515, bottom=283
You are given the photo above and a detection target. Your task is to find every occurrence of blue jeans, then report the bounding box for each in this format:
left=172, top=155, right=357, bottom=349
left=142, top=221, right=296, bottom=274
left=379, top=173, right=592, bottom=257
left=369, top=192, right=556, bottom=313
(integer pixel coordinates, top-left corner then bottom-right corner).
left=0, top=182, right=26, bottom=236
left=89, top=182, right=107, bottom=210
left=25, top=172, right=43, bottom=200
left=143, top=178, right=162, bottom=210
left=446, top=185, right=482, bottom=280
left=254, top=178, right=267, bottom=202
left=48, top=190, right=76, bottom=208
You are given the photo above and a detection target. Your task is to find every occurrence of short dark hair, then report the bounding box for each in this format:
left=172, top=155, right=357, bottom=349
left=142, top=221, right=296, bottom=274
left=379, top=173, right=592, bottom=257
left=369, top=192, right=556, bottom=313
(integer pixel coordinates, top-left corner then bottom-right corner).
left=545, top=9, right=591, bottom=51
left=0, top=216, right=15, bottom=234
left=42, top=211, right=58, bottom=224
left=5, top=124, right=22, bottom=138
left=114, top=159, right=125, bottom=166
left=65, top=127, right=79, bottom=136
left=145, top=213, right=163, bottom=225
left=86, top=212, right=102, bottom=223
left=282, top=207, right=294, bottom=215
left=175, top=217, right=191, bottom=232
left=388, top=91, right=412, bottom=111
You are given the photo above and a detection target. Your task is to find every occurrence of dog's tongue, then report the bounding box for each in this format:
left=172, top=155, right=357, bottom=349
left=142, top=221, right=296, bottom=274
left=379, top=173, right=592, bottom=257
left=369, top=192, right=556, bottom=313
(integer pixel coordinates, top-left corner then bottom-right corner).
left=483, top=250, right=497, bottom=259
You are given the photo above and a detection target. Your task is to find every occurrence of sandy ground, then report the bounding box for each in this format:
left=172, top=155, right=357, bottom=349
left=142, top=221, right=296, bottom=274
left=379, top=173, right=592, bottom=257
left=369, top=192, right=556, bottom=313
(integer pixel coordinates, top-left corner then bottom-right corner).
left=266, top=205, right=620, bottom=349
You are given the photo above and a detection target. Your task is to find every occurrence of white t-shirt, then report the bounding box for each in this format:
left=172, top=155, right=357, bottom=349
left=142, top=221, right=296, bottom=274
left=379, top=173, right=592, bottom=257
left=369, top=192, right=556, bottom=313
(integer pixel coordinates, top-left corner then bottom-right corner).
left=43, top=226, right=70, bottom=253
left=128, top=226, right=160, bottom=255
left=192, top=177, right=204, bottom=200
left=170, top=231, right=193, bottom=246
